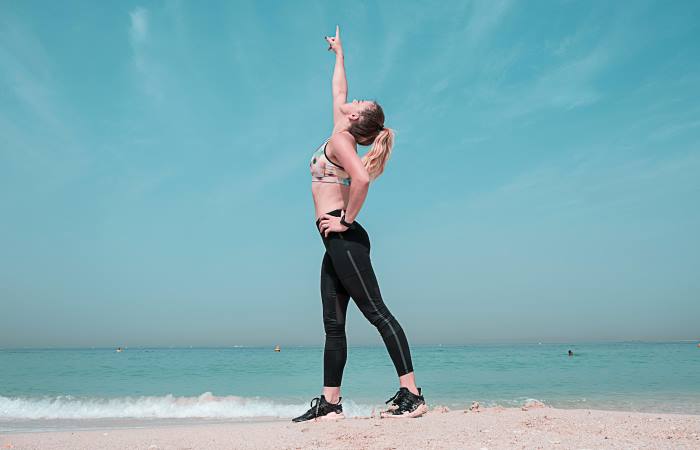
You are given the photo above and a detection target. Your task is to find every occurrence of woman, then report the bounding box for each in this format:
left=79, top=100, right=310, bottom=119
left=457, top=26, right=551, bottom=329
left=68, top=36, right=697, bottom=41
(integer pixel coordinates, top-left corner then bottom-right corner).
left=292, top=26, right=427, bottom=422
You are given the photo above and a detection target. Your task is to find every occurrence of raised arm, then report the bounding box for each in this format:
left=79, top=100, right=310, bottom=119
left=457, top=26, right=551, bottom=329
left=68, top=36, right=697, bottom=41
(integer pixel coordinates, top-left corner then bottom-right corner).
left=325, top=26, right=347, bottom=126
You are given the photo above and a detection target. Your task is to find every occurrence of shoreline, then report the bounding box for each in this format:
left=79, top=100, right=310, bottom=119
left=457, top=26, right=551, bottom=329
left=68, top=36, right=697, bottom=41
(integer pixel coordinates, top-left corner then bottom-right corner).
left=3, top=405, right=700, bottom=435
left=2, top=406, right=699, bottom=449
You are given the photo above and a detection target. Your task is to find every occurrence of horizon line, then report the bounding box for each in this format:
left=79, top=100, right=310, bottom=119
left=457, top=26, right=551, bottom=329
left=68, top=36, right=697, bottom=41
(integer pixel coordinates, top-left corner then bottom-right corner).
left=2, top=338, right=699, bottom=351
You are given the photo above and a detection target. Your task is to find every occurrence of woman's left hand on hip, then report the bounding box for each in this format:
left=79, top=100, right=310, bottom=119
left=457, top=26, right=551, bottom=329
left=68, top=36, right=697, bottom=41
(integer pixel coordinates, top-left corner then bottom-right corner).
left=319, top=214, right=348, bottom=237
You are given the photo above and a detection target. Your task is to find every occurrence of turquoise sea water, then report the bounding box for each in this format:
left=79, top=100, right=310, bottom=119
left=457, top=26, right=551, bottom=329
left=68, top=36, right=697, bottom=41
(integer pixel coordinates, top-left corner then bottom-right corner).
left=1, top=342, right=699, bottom=431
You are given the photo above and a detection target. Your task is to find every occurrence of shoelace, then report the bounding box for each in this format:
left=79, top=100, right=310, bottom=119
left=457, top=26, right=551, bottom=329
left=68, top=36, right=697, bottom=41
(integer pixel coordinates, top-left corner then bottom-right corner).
left=393, top=391, right=419, bottom=413
left=309, top=397, right=321, bottom=417
left=385, top=389, right=406, bottom=406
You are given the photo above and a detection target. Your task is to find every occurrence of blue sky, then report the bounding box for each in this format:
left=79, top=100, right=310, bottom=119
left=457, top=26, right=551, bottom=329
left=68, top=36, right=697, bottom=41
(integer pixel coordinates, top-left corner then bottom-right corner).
left=1, top=0, right=698, bottom=348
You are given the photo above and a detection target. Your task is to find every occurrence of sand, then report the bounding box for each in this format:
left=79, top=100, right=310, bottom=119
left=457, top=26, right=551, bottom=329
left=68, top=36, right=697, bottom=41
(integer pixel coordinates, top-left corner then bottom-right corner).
left=2, top=405, right=699, bottom=449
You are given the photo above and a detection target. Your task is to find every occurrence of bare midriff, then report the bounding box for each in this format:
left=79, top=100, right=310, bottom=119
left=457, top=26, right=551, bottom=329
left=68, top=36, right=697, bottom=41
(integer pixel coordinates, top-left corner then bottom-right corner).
left=312, top=182, right=350, bottom=221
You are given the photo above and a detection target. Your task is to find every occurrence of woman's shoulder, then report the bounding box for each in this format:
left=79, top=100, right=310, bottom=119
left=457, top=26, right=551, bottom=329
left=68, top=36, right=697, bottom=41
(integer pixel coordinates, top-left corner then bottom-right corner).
left=327, top=131, right=356, bottom=153
left=327, top=133, right=358, bottom=164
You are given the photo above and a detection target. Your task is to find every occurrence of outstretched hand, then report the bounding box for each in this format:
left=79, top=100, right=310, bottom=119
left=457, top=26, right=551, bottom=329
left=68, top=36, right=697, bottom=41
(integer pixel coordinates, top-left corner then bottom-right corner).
left=325, top=25, right=343, bottom=54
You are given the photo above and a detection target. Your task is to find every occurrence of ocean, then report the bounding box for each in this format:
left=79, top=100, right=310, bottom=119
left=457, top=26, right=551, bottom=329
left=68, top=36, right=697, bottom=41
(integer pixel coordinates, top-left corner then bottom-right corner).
left=1, top=342, right=699, bottom=432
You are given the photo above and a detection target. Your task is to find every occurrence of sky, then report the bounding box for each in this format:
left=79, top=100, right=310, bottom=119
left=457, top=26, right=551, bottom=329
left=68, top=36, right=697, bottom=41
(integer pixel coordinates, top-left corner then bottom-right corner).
left=1, top=0, right=698, bottom=348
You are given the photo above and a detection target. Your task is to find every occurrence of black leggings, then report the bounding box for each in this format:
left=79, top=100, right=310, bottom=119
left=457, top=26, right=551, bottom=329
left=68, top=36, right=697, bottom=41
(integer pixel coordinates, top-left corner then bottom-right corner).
left=316, top=209, right=414, bottom=387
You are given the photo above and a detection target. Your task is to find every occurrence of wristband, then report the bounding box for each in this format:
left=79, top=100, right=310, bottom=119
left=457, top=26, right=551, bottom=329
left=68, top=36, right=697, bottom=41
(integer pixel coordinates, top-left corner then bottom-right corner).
left=340, top=215, right=355, bottom=229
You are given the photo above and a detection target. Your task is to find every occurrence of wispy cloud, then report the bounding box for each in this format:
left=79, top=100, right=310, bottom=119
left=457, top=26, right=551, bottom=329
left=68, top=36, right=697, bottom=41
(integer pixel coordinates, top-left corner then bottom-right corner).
left=128, top=6, right=165, bottom=102
left=226, top=3, right=269, bottom=94
left=374, top=30, right=405, bottom=91
left=0, top=13, right=88, bottom=190
left=493, top=41, right=609, bottom=119
left=463, top=0, right=513, bottom=49
left=0, top=16, right=66, bottom=135
left=463, top=147, right=700, bottom=222
left=391, top=1, right=514, bottom=124
left=649, top=119, right=700, bottom=141
left=129, top=7, right=148, bottom=44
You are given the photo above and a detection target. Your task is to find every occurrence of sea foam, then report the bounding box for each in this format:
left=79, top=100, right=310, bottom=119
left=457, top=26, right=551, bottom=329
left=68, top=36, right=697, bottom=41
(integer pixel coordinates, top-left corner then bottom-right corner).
left=0, top=392, right=374, bottom=420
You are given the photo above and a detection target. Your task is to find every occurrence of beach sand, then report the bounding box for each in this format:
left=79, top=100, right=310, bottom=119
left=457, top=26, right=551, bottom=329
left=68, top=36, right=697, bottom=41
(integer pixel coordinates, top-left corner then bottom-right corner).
left=2, top=405, right=699, bottom=449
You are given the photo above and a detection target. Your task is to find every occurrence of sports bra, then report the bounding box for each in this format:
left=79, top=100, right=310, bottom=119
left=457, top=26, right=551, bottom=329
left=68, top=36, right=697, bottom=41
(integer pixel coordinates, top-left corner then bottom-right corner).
left=310, top=138, right=351, bottom=186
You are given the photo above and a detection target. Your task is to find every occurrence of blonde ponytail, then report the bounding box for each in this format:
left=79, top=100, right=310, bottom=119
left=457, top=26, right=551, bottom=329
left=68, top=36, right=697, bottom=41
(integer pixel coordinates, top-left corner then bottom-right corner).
left=361, top=127, right=394, bottom=181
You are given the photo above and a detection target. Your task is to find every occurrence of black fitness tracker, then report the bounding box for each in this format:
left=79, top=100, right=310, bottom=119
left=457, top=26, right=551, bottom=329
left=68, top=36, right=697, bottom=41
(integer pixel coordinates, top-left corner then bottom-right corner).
left=340, top=215, right=355, bottom=229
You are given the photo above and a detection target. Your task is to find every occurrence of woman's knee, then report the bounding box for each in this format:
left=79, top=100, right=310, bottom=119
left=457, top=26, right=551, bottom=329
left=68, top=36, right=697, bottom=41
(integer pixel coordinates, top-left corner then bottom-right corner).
left=323, top=318, right=346, bottom=339
left=366, top=308, right=397, bottom=333
left=324, top=329, right=347, bottom=352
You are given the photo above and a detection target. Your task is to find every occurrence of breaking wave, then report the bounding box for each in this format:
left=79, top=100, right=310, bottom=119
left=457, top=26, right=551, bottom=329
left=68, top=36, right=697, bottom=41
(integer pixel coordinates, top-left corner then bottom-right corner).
left=0, top=392, right=375, bottom=420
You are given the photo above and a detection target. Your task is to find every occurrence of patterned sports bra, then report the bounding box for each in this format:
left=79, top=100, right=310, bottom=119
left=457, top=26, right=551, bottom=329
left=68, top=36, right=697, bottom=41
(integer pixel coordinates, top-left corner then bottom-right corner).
left=310, top=138, right=351, bottom=186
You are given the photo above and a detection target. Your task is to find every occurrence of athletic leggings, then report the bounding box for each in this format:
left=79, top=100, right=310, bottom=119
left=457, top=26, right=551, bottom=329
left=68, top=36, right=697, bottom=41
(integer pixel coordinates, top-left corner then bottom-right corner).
left=316, top=209, right=414, bottom=387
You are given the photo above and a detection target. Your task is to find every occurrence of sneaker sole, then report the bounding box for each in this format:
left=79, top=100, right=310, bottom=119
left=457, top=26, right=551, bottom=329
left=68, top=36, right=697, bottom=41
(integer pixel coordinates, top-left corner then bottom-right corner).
left=314, top=412, right=346, bottom=421
left=380, top=403, right=428, bottom=419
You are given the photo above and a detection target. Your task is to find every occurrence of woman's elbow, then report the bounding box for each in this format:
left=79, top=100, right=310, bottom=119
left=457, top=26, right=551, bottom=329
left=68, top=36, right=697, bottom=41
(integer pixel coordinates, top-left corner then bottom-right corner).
left=354, top=175, right=370, bottom=187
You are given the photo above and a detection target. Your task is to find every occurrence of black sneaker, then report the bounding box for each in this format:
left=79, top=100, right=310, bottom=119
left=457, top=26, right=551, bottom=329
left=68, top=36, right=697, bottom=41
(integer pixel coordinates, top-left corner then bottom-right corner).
left=380, top=387, right=428, bottom=418
left=384, top=387, right=410, bottom=411
left=292, top=395, right=345, bottom=422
